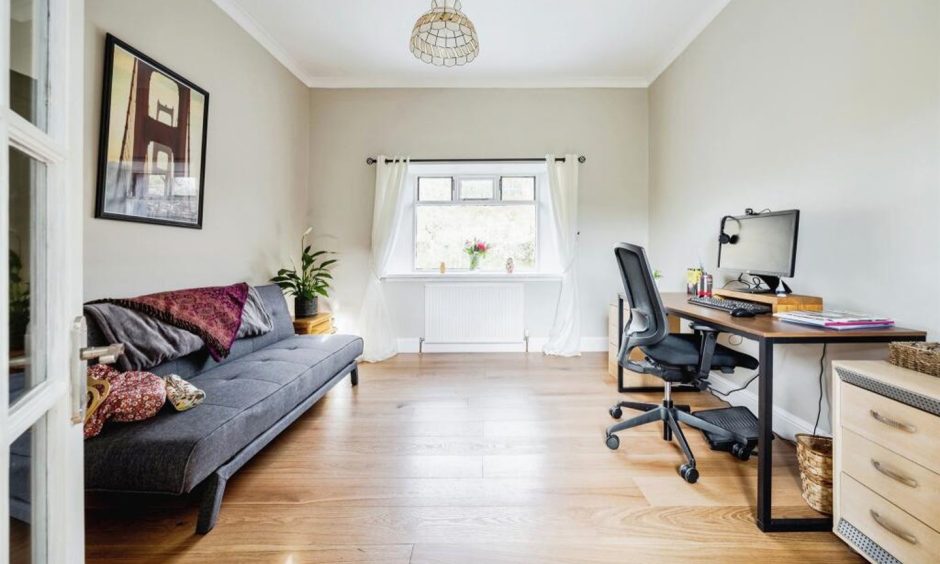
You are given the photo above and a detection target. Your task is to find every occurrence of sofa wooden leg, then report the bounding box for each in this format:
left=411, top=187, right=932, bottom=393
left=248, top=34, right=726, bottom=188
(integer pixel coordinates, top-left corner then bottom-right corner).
left=196, top=473, right=227, bottom=534
left=350, top=366, right=359, bottom=387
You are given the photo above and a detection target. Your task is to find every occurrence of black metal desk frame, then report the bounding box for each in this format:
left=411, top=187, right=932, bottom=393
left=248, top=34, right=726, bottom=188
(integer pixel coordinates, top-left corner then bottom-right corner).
left=615, top=294, right=927, bottom=533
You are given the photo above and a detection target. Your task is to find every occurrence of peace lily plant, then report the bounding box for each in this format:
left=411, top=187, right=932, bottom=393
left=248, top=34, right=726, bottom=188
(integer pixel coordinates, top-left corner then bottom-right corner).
left=271, top=228, right=337, bottom=317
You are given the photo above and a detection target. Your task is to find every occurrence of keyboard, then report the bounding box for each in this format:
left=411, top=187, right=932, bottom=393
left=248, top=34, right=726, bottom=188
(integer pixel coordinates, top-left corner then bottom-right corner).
left=688, top=296, right=772, bottom=315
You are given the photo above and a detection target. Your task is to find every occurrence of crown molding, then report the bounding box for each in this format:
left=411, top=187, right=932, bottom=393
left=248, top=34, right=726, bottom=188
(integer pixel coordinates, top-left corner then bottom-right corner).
left=305, top=76, right=650, bottom=89
left=215, top=0, right=727, bottom=90
left=645, top=0, right=730, bottom=85
left=212, top=0, right=316, bottom=87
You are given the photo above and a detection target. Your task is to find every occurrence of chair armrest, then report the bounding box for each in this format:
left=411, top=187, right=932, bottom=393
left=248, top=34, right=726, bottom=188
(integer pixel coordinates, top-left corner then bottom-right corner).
left=695, top=330, right=719, bottom=387
left=689, top=322, right=721, bottom=333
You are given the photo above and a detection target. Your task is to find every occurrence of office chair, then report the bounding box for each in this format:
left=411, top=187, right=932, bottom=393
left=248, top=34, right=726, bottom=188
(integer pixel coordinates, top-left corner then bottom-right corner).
left=605, top=243, right=760, bottom=483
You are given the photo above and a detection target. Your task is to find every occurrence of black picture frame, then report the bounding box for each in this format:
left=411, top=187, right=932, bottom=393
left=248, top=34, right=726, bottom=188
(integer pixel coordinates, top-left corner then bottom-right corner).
left=95, top=34, right=209, bottom=229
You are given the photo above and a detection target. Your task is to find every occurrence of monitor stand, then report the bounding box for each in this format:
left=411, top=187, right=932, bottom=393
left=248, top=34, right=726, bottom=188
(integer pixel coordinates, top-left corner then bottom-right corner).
left=737, top=274, right=792, bottom=295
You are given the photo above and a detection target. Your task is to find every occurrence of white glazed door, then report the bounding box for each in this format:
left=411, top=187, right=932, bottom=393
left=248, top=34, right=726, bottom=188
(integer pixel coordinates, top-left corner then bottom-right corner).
left=1, top=0, right=85, bottom=562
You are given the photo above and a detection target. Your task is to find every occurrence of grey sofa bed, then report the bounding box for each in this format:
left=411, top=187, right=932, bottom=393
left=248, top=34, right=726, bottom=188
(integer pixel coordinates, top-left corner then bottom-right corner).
left=83, top=284, right=362, bottom=533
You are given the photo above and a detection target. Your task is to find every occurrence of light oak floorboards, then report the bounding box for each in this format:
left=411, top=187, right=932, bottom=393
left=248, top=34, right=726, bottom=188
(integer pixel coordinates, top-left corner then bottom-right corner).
left=85, top=353, right=859, bottom=563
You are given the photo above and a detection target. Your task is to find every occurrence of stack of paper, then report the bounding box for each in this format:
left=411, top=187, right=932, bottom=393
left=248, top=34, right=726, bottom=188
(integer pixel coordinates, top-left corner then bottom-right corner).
left=774, top=310, right=895, bottom=331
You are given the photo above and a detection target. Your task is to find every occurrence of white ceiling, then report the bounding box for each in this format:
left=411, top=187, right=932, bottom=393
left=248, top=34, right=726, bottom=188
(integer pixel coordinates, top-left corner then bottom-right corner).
left=213, top=0, right=729, bottom=88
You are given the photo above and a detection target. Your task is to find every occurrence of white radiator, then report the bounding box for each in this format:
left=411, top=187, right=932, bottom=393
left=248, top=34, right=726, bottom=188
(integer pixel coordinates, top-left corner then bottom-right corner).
left=424, top=283, right=525, bottom=344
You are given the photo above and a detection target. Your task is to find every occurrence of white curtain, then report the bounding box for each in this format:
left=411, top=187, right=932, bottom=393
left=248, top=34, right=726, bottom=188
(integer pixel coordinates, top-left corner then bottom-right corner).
left=359, top=156, right=409, bottom=362
left=543, top=154, right=581, bottom=357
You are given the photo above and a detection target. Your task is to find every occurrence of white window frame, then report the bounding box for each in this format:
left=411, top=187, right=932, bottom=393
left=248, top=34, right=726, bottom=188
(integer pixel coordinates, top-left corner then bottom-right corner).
left=412, top=172, right=541, bottom=273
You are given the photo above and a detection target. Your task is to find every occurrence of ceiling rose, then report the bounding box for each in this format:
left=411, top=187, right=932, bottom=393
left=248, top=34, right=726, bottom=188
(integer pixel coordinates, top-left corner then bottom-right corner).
left=410, top=0, right=479, bottom=67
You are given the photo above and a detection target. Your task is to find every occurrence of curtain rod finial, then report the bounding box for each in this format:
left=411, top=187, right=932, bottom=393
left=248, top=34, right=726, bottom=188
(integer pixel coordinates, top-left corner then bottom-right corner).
left=366, top=157, right=377, bottom=165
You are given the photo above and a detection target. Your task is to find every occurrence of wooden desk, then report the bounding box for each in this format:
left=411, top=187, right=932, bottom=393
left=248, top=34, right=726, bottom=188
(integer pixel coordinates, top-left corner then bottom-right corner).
left=616, top=292, right=927, bottom=533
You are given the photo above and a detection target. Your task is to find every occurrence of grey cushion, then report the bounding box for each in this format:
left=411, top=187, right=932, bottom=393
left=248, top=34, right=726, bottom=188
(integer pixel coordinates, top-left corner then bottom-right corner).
left=85, top=333, right=362, bottom=494
left=86, top=285, right=297, bottom=380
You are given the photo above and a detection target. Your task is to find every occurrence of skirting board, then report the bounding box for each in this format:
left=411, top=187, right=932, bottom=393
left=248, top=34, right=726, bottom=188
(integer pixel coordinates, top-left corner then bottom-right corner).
left=396, top=337, right=608, bottom=354
left=707, top=372, right=822, bottom=442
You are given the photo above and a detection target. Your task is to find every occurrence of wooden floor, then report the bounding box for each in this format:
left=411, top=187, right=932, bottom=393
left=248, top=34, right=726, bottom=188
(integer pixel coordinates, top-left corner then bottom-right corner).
left=85, top=353, right=860, bottom=563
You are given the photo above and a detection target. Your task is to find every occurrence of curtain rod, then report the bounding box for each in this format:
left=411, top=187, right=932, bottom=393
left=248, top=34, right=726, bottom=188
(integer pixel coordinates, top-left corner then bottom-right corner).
left=365, top=156, right=586, bottom=165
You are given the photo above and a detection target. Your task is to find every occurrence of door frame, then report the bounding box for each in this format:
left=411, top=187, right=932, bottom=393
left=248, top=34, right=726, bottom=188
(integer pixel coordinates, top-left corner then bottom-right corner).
left=1, top=0, right=85, bottom=561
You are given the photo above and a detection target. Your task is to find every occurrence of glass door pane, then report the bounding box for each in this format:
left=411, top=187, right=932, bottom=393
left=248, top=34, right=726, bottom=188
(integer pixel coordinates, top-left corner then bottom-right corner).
left=9, top=0, right=49, bottom=130
left=8, top=147, right=47, bottom=406
left=9, top=418, right=47, bottom=564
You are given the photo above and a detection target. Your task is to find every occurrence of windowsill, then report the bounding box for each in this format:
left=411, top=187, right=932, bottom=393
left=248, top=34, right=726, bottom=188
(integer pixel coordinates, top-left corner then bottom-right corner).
left=383, top=272, right=563, bottom=282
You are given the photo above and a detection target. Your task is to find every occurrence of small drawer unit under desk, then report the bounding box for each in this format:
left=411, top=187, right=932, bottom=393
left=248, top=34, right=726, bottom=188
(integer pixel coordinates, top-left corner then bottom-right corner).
left=833, top=360, right=940, bottom=564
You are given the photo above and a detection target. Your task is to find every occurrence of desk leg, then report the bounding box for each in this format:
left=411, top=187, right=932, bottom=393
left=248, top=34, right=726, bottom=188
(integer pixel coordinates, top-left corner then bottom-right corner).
left=755, top=338, right=833, bottom=533
left=756, top=338, right=774, bottom=531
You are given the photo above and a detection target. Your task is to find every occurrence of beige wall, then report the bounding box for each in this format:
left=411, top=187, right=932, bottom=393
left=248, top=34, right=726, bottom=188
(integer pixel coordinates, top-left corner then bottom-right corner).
left=308, top=88, right=649, bottom=343
left=83, top=0, right=310, bottom=300
left=649, top=0, right=940, bottom=434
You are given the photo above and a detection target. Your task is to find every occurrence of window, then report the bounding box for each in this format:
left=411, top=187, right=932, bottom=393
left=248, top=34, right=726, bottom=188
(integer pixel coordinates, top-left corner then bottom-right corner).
left=415, top=174, right=538, bottom=272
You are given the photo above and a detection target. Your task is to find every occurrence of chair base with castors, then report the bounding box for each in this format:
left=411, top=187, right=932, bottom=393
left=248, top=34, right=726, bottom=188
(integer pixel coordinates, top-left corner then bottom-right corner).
left=605, top=243, right=760, bottom=483
left=605, top=383, right=752, bottom=483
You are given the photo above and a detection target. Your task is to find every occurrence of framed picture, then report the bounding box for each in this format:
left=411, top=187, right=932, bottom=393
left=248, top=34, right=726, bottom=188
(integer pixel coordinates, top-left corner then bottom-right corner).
left=95, top=34, right=209, bottom=229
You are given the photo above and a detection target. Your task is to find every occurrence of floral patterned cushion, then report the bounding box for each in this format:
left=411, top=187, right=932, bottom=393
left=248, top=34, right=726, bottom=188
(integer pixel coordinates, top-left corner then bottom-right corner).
left=84, top=365, right=167, bottom=439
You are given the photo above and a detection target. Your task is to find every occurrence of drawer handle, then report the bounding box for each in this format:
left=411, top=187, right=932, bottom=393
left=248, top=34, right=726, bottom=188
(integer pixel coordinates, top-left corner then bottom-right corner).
left=870, top=510, right=918, bottom=545
left=871, top=459, right=918, bottom=488
left=870, top=410, right=917, bottom=433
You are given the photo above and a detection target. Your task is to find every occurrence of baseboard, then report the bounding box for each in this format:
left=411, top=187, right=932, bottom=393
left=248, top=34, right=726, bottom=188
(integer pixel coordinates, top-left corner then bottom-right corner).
left=396, top=336, right=608, bottom=354
left=707, top=373, right=820, bottom=441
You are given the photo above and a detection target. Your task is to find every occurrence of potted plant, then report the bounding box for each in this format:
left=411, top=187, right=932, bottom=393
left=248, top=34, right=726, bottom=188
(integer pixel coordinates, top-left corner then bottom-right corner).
left=271, top=228, right=336, bottom=317
left=463, top=238, right=490, bottom=271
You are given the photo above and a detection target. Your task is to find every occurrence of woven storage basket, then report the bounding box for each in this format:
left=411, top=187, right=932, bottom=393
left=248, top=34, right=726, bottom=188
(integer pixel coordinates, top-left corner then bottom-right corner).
left=795, top=434, right=833, bottom=514
left=889, top=342, right=940, bottom=377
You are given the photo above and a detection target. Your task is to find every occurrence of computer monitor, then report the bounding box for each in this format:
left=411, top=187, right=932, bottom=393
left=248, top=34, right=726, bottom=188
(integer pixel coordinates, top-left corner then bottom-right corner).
left=717, top=209, right=799, bottom=294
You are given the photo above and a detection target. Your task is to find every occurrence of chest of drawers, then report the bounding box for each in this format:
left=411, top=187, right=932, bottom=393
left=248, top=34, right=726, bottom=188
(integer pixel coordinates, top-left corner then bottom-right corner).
left=833, top=360, right=940, bottom=564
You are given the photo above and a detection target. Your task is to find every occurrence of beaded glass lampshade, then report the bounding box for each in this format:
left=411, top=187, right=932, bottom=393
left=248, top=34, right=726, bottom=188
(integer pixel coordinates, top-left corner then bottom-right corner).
left=410, top=0, right=479, bottom=67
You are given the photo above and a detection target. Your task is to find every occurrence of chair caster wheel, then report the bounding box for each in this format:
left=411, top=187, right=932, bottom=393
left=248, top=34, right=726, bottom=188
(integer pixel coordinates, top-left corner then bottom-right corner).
left=731, top=443, right=751, bottom=461
left=609, top=406, right=623, bottom=419
left=605, top=434, right=620, bottom=450
left=678, top=464, right=699, bottom=483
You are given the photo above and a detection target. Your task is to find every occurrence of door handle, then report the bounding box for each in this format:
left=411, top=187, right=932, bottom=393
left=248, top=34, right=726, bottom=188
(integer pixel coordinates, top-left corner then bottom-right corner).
left=69, top=318, right=126, bottom=425
left=70, top=317, right=87, bottom=425
left=80, top=344, right=125, bottom=364
left=869, top=410, right=917, bottom=433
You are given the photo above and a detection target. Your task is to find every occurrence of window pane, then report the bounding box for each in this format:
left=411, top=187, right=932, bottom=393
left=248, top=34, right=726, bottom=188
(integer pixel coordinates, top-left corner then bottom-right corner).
left=460, top=178, right=494, bottom=200
left=8, top=148, right=47, bottom=407
left=416, top=205, right=536, bottom=271
left=10, top=0, right=49, bottom=130
left=501, top=177, right=536, bottom=201
left=417, top=178, right=453, bottom=202
left=10, top=417, right=47, bottom=564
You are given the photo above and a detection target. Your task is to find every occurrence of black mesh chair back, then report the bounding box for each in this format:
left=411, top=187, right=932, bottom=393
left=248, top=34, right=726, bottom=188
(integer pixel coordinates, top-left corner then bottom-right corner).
left=614, top=243, right=669, bottom=363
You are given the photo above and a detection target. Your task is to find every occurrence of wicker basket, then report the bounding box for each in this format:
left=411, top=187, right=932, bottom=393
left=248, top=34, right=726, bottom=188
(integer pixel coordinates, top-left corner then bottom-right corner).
left=795, top=434, right=833, bottom=514
left=889, top=342, right=940, bottom=377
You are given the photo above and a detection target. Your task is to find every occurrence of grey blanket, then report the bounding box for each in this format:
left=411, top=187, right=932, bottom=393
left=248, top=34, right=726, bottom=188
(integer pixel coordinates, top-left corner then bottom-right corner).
left=85, top=286, right=274, bottom=372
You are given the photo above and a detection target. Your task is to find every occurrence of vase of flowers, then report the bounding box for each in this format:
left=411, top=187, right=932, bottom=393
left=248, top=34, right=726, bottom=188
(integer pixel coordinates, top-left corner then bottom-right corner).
left=271, top=228, right=337, bottom=317
left=464, top=238, right=489, bottom=271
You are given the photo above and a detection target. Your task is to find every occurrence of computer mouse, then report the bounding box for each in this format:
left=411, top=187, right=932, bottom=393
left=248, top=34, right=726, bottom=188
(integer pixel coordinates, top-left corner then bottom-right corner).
left=730, top=308, right=756, bottom=318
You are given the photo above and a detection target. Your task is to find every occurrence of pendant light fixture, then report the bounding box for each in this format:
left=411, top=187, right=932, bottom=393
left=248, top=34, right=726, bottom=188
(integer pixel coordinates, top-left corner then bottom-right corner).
left=410, top=0, right=479, bottom=67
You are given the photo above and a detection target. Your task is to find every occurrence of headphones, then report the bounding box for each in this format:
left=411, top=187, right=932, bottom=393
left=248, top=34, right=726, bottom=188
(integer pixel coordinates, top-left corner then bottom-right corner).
left=719, top=215, right=741, bottom=245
